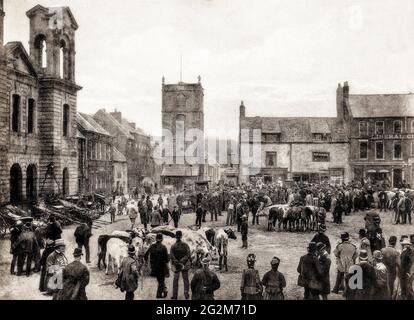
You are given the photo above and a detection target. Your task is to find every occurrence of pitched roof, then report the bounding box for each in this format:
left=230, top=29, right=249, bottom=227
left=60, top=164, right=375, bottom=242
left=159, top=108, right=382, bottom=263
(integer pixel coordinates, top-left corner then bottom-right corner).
left=94, top=110, right=134, bottom=140
left=120, top=118, right=146, bottom=135
left=26, top=5, right=79, bottom=30
left=348, top=94, right=414, bottom=118
left=77, top=112, right=111, bottom=136
left=5, top=42, right=37, bottom=77
left=113, top=147, right=126, bottom=162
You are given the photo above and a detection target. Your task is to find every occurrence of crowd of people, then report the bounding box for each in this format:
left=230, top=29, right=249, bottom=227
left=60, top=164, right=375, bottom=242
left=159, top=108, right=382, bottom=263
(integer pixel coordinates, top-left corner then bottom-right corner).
left=5, top=178, right=414, bottom=300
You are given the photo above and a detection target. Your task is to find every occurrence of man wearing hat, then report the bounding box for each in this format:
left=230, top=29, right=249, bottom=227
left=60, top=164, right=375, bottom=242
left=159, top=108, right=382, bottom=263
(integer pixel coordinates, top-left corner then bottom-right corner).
left=241, top=253, right=262, bottom=300
left=54, top=248, right=90, bottom=300
left=170, top=230, right=191, bottom=299
left=45, top=239, right=68, bottom=296
left=317, top=242, right=331, bottom=300
left=190, top=257, right=221, bottom=300
left=359, top=229, right=373, bottom=263
left=170, top=205, right=180, bottom=228
left=240, top=215, right=248, bottom=249
left=400, top=238, right=414, bottom=300
left=144, top=233, right=170, bottom=298
left=346, top=249, right=376, bottom=300
left=118, top=244, right=139, bottom=300
left=9, top=220, right=23, bottom=275
left=332, top=232, right=357, bottom=295
left=261, top=257, right=286, bottom=300
left=311, top=224, right=331, bottom=254
left=39, top=238, right=56, bottom=293
left=44, top=216, right=62, bottom=241
left=15, top=222, right=38, bottom=277
left=297, top=242, right=323, bottom=300
left=373, top=250, right=390, bottom=300
left=74, top=222, right=92, bottom=264
left=381, top=235, right=400, bottom=298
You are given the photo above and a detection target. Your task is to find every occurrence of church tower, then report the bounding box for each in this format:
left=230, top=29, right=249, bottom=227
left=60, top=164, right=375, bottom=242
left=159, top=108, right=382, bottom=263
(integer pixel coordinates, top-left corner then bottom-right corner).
left=26, top=5, right=81, bottom=196
left=160, top=77, right=205, bottom=189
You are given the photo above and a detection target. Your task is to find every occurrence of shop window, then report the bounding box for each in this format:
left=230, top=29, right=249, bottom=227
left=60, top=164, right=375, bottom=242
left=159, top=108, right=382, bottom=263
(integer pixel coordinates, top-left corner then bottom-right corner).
left=312, top=152, right=330, bottom=162
left=394, top=120, right=402, bottom=135
left=394, top=141, right=402, bottom=159
left=375, top=141, right=384, bottom=160
left=359, top=141, right=368, bottom=160
left=265, top=152, right=277, bottom=167
left=375, top=121, right=384, bottom=135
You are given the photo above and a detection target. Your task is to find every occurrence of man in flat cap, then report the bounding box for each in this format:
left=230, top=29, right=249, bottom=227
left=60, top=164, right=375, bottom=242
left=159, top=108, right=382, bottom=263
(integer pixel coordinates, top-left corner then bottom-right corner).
left=191, top=257, right=220, bottom=300
left=261, top=257, right=286, bottom=300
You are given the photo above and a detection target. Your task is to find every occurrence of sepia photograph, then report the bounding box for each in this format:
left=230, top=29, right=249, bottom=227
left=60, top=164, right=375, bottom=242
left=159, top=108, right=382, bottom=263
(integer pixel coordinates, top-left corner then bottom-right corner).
left=0, top=0, right=414, bottom=306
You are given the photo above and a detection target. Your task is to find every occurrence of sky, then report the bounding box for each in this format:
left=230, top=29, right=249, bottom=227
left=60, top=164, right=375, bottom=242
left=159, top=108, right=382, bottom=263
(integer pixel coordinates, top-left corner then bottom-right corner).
left=5, top=0, right=414, bottom=139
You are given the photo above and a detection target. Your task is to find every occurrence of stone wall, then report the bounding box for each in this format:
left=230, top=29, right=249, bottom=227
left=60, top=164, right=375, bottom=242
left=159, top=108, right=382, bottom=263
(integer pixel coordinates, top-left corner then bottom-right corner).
left=0, top=47, right=9, bottom=203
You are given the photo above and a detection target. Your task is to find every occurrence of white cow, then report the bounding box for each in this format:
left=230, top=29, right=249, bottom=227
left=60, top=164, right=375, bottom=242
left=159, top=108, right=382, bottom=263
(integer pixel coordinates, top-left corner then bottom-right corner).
left=105, top=237, right=144, bottom=275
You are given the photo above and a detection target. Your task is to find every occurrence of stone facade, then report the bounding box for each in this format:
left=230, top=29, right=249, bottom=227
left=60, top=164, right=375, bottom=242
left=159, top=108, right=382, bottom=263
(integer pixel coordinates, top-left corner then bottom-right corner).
left=239, top=99, right=351, bottom=184
left=0, top=4, right=81, bottom=206
left=342, top=82, right=414, bottom=187
left=93, top=109, right=155, bottom=191
left=160, top=78, right=208, bottom=190
left=113, top=147, right=128, bottom=195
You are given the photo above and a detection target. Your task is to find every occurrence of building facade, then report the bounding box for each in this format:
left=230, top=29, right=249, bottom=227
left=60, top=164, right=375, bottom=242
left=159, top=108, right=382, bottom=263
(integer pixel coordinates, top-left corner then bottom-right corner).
left=160, top=77, right=206, bottom=190
left=113, top=147, right=128, bottom=195
left=77, top=112, right=114, bottom=195
left=342, top=83, right=414, bottom=187
left=0, top=3, right=81, bottom=207
left=239, top=94, right=351, bottom=185
left=93, top=108, right=156, bottom=191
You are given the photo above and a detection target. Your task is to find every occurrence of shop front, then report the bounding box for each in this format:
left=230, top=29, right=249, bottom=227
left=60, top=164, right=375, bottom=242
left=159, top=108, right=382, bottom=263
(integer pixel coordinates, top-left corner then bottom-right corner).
left=292, top=168, right=344, bottom=185
left=351, top=164, right=407, bottom=187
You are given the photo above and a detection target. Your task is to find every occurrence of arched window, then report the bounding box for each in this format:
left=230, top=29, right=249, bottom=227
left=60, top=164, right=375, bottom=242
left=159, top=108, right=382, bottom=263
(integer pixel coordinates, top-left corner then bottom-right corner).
left=62, top=168, right=69, bottom=197
left=11, top=94, right=20, bottom=133
left=59, top=39, right=69, bottom=79
left=176, top=114, right=185, bottom=134
left=10, top=164, right=23, bottom=205
left=34, top=35, right=47, bottom=69
left=26, top=164, right=38, bottom=203
left=63, top=104, right=70, bottom=137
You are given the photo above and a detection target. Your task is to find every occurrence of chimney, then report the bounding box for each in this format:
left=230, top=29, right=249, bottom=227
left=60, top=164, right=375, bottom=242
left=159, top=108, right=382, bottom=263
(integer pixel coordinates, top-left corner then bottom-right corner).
left=239, top=100, right=245, bottom=118
left=0, top=0, right=4, bottom=47
left=343, top=81, right=349, bottom=98
left=129, top=122, right=136, bottom=130
left=110, top=108, right=122, bottom=123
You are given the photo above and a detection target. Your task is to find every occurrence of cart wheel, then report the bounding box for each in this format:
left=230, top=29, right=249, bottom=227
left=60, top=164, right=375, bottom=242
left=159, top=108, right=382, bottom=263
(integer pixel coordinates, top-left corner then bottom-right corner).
left=0, top=216, right=7, bottom=238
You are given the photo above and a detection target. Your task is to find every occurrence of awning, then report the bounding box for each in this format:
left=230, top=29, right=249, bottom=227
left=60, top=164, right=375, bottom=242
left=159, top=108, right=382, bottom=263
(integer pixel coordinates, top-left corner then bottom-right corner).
left=161, top=165, right=200, bottom=177
left=367, top=169, right=376, bottom=173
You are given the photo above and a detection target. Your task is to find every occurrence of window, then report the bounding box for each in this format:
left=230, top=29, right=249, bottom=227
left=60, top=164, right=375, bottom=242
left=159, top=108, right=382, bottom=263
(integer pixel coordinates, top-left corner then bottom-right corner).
left=375, top=141, right=384, bottom=160
left=27, top=99, right=35, bottom=134
left=262, top=133, right=281, bottom=143
left=176, top=114, right=185, bottom=134
left=394, top=141, right=402, bottom=159
left=312, top=133, right=330, bottom=142
left=411, top=120, right=414, bottom=133
left=375, top=121, right=384, bottom=135
left=359, top=121, right=367, bottom=136
left=265, top=152, right=277, bottom=167
left=63, top=104, right=70, bottom=137
left=312, top=152, right=330, bottom=162
left=11, top=94, right=20, bottom=133
left=394, top=120, right=402, bottom=134
left=359, top=141, right=368, bottom=159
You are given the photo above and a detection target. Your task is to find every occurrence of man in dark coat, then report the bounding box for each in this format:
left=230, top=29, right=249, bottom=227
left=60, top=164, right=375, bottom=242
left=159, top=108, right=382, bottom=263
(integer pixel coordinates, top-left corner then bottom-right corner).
left=381, top=235, right=400, bottom=297
left=170, top=230, right=191, bottom=299
left=138, top=195, right=148, bottom=229
left=191, top=257, right=220, bottom=300
left=171, top=205, right=180, bottom=228
left=297, top=242, right=323, bottom=300
left=74, top=223, right=91, bottom=264
left=54, top=248, right=90, bottom=300
left=250, top=196, right=261, bottom=226
left=44, top=216, right=62, bottom=241
left=261, top=257, right=286, bottom=300
left=15, top=222, right=38, bottom=276
left=240, top=215, right=248, bottom=248
left=240, top=253, right=262, bottom=300
left=346, top=250, right=376, bottom=300
left=311, top=224, right=331, bottom=254
left=118, top=245, right=139, bottom=300
left=195, top=204, right=203, bottom=229
left=317, top=242, right=331, bottom=300
left=400, top=238, right=414, bottom=300
left=145, top=233, right=170, bottom=298
left=9, top=220, right=22, bottom=275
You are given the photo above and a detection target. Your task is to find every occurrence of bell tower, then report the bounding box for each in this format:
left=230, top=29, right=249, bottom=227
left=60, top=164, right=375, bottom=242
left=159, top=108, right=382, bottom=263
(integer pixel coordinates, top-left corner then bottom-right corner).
left=26, top=5, right=81, bottom=196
